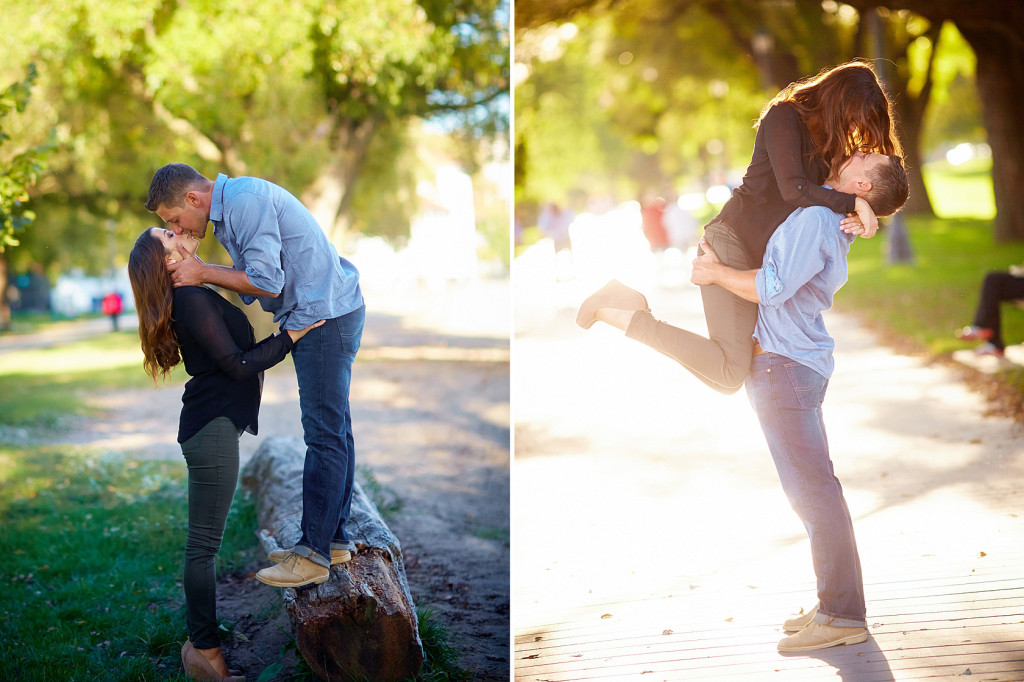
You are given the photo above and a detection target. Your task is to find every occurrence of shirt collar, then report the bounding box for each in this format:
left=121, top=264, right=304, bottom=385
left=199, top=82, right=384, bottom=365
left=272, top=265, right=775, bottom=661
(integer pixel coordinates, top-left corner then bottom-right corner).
left=210, top=174, right=228, bottom=222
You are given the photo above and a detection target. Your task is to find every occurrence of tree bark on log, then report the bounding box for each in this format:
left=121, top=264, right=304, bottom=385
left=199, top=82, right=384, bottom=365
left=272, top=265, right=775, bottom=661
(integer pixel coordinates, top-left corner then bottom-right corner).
left=240, top=436, right=423, bottom=681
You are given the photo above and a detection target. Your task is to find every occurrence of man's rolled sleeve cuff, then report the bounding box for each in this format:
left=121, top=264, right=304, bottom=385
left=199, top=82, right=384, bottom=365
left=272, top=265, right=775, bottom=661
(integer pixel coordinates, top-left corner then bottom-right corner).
left=244, top=264, right=284, bottom=297
left=757, top=262, right=784, bottom=307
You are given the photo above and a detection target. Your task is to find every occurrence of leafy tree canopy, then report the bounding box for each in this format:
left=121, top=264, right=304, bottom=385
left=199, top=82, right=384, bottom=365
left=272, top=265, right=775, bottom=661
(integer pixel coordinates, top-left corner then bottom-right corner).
left=0, top=0, right=509, bottom=276
left=0, top=64, right=53, bottom=253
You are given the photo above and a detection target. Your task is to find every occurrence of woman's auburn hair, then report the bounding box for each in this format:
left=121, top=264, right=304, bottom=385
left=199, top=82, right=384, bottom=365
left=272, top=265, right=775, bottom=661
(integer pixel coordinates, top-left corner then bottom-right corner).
left=127, top=229, right=180, bottom=381
left=759, top=59, right=904, bottom=180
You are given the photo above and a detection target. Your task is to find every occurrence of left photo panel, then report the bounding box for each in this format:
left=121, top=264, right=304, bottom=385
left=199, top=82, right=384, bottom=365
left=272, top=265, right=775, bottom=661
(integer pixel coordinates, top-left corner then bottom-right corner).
left=0, top=1, right=511, bottom=680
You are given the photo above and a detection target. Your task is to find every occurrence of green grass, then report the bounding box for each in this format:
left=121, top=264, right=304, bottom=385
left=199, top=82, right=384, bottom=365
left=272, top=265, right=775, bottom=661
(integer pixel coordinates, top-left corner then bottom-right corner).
left=5, top=311, right=100, bottom=333
left=0, top=331, right=175, bottom=430
left=840, top=216, right=1024, bottom=358
left=0, top=445, right=256, bottom=681
left=357, top=464, right=405, bottom=519
left=0, top=331, right=468, bottom=680
left=415, top=606, right=470, bottom=682
left=921, top=157, right=996, bottom=220
left=815, top=156, right=1024, bottom=399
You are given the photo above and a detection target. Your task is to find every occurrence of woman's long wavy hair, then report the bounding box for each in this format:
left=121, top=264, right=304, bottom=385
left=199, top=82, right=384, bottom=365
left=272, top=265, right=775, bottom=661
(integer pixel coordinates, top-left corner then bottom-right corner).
left=759, top=60, right=903, bottom=180
left=128, top=229, right=180, bottom=382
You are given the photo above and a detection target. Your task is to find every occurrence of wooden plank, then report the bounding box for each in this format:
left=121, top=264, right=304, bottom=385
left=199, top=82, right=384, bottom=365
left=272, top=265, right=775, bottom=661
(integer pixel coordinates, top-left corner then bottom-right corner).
left=516, top=620, right=1024, bottom=667
left=515, top=588, right=1024, bottom=651
left=516, top=652, right=1024, bottom=681
left=517, top=641, right=1024, bottom=682
left=518, top=628, right=1024, bottom=673
left=516, top=576, right=1024, bottom=627
left=516, top=591, right=1024, bottom=681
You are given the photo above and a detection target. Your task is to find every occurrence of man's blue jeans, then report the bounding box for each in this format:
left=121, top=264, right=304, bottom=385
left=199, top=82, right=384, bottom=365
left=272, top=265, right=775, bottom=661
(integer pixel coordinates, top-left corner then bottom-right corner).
left=746, top=353, right=867, bottom=627
left=290, top=306, right=364, bottom=568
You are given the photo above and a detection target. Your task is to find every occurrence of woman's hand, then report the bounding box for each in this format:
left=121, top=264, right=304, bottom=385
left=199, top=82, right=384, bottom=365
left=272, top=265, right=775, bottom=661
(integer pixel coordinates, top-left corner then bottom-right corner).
left=287, top=320, right=326, bottom=344
left=842, top=197, right=879, bottom=238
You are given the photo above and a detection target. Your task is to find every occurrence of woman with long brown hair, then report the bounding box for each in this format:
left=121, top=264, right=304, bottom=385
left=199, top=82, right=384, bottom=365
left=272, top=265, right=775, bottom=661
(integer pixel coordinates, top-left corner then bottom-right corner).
left=577, top=60, right=903, bottom=394
left=128, top=227, right=321, bottom=682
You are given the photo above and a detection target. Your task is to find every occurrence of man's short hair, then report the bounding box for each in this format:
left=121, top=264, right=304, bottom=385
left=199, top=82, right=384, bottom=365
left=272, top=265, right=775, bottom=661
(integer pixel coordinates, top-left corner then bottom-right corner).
left=863, top=155, right=909, bottom=217
left=145, top=164, right=208, bottom=212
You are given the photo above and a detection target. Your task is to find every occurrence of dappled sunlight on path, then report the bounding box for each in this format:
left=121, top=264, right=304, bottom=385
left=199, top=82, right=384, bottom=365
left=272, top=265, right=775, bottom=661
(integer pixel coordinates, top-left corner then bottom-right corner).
left=513, top=265, right=1024, bottom=680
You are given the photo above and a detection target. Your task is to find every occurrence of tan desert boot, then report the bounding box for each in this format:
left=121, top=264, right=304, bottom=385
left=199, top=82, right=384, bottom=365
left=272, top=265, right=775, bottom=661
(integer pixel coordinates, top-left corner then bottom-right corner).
left=777, top=621, right=868, bottom=652
left=255, top=552, right=329, bottom=588
left=267, top=547, right=351, bottom=566
left=783, top=606, right=817, bottom=633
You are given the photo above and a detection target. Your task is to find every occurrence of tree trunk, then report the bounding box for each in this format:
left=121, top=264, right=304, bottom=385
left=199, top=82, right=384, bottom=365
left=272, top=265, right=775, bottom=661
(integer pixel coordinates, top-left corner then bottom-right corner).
left=860, top=7, right=935, bottom=216
left=0, top=256, right=9, bottom=331
left=843, top=0, right=1024, bottom=241
left=894, top=95, right=934, bottom=215
left=300, top=118, right=380, bottom=246
left=961, top=31, right=1024, bottom=242
left=240, top=436, right=424, bottom=681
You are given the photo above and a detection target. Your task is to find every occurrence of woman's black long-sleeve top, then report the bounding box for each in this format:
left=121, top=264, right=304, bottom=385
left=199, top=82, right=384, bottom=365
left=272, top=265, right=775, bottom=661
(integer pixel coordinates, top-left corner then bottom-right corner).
left=715, top=101, right=858, bottom=262
left=172, top=285, right=294, bottom=444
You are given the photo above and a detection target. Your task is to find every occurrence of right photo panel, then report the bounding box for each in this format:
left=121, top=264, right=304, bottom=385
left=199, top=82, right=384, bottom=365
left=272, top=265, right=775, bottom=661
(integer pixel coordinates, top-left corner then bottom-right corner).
left=513, top=1, right=1024, bottom=679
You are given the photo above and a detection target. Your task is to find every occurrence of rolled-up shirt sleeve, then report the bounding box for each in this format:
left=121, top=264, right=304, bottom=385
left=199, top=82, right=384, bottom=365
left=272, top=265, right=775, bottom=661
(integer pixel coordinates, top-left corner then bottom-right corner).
left=224, top=192, right=286, bottom=297
left=755, top=209, right=831, bottom=308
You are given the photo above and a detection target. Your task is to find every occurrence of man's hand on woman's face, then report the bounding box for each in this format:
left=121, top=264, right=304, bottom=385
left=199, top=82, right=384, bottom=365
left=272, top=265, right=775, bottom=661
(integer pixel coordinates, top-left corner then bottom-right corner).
left=166, top=254, right=204, bottom=288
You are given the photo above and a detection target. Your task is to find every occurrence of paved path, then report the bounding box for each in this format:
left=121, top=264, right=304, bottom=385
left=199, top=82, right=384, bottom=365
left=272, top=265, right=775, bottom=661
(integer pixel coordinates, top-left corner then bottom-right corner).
left=0, top=314, right=139, bottom=351
left=513, top=270, right=1024, bottom=681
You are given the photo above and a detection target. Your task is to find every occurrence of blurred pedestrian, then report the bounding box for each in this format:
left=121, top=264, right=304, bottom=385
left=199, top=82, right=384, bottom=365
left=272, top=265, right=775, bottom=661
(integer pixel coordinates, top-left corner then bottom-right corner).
left=640, top=195, right=669, bottom=252
left=578, top=61, right=902, bottom=394
left=662, top=197, right=698, bottom=252
left=539, top=201, right=574, bottom=253
left=956, top=265, right=1024, bottom=357
left=101, top=291, right=123, bottom=331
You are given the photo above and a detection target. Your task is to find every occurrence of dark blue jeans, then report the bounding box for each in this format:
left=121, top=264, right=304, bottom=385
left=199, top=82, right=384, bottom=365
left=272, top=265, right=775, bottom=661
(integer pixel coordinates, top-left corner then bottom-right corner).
left=290, top=306, right=364, bottom=568
left=746, top=353, right=866, bottom=627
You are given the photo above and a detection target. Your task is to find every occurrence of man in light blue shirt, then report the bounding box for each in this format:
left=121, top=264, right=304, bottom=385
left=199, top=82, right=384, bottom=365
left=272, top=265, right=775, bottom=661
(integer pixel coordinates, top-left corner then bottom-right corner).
left=147, top=164, right=364, bottom=590
left=691, top=151, right=908, bottom=653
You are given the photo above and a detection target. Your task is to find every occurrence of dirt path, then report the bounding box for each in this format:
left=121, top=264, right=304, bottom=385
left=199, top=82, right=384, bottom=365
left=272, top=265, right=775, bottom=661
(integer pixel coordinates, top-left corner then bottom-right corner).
left=36, top=279, right=511, bottom=680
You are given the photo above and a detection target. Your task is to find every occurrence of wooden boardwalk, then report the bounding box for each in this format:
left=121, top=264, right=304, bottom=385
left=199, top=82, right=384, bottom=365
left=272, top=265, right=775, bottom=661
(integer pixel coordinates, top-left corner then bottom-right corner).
left=513, top=280, right=1024, bottom=681
left=515, top=555, right=1024, bottom=680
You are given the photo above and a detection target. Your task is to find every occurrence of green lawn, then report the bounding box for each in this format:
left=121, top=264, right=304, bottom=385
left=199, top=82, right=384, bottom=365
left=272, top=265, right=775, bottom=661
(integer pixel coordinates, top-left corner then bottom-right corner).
left=0, top=330, right=466, bottom=681
left=0, top=445, right=254, bottom=681
left=921, top=156, right=996, bottom=220
left=829, top=155, right=1024, bottom=400
left=0, top=331, right=171, bottom=430
left=841, top=215, right=1024, bottom=357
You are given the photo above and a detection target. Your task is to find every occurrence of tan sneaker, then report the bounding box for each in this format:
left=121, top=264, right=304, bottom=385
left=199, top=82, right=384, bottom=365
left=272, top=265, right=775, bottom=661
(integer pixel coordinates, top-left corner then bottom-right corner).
left=255, top=552, right=329, bottom=588
left=267, top=547, right=351, bottom=566
left=777, top=621, right=868, bottom=652
left=783, top=606, right=817, bottom=633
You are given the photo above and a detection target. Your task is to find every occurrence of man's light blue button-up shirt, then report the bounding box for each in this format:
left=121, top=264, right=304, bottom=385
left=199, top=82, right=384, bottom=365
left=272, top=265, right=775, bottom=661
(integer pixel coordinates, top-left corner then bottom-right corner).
left=753, top=192, right=856, bottom=379
left=210, top=174, right=362, bottom=330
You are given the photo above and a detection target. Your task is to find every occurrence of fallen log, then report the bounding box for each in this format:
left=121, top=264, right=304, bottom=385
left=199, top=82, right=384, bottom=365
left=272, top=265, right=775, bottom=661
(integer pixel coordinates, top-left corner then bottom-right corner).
left=240, top=435, right=423, bottom=681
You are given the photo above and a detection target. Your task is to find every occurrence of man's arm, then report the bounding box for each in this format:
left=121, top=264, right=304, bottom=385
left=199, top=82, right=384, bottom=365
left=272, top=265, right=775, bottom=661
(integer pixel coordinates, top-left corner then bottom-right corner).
left=167, top=255, right=279, bottom=297
left=690, top=239, right=760, bottom=303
